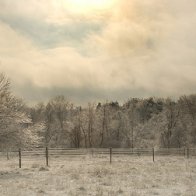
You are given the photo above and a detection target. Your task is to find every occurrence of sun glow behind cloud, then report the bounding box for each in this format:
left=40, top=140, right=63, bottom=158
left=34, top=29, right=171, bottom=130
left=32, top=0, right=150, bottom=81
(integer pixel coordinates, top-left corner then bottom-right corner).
left=0, top=0, right=196, bottom=104
left=62, top=0, right=116, bottom=13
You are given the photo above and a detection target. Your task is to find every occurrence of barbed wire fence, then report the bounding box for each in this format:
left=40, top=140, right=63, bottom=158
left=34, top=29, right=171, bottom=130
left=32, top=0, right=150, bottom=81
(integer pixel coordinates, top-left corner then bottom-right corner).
left=0, top=147, right=196, bottom=168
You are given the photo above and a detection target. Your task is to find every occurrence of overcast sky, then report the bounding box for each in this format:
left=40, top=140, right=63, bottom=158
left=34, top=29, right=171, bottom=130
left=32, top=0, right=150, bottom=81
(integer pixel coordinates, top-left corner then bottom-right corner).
left=0, top=0, right=196, bottom=105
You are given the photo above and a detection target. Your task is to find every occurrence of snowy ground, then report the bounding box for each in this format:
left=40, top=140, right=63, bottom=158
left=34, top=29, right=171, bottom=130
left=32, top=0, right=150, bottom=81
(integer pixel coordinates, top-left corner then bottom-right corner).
left=0, top=154, right=196, bottom=196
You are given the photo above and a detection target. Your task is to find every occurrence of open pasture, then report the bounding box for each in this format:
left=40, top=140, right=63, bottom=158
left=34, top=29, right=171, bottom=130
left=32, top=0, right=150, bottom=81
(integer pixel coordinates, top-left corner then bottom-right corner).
left=0, top=149, right=196, bottom=196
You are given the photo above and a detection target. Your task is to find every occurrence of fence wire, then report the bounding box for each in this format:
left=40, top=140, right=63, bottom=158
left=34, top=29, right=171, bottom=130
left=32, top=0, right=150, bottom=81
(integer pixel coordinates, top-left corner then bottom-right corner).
left=0, top=148, right=196, bottom=168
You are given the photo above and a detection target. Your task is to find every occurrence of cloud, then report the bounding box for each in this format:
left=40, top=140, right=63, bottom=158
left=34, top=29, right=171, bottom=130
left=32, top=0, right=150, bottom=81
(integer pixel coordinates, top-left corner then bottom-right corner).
left=86, top=0, right=196, bottom=94
left=0, top=21, right=92, bottom=87
left=0, top=0, right=196, bottom=105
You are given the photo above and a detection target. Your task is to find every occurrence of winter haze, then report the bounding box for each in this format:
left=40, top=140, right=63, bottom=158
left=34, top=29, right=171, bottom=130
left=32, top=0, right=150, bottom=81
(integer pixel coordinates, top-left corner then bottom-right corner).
left=0, top=0, right=196, bottom=104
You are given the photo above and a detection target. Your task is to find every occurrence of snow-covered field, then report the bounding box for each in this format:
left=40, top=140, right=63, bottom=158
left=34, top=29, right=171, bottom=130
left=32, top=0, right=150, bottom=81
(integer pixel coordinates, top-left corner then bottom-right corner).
left=0, top=154, right=196, bottom=196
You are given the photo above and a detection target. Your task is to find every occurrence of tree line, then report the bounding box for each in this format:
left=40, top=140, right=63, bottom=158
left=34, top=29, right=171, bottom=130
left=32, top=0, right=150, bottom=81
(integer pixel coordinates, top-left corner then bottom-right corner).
left=0, top=73, right=195, bottom=149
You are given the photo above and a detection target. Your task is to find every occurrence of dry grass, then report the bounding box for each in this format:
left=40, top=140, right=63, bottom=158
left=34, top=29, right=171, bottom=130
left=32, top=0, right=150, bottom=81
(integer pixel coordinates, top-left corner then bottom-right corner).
left=0, top=155, right=196, bottom=195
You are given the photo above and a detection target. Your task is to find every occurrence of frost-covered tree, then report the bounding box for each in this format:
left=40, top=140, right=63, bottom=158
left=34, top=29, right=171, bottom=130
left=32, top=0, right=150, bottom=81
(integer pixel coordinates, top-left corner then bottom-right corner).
left=178, top=95, right=196, bottom=147
left=44, top=96, right=73, bottom=147
left=0, top=73, right=40, bottom=149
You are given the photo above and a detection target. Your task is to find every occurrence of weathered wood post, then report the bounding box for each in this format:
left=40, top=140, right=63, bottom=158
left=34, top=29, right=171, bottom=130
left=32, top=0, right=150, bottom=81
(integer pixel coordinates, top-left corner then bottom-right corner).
left=184, top=147, right=186, bottom=158
left=187, top=148, right=189, bottom=159
left=152, top=148, right=155, bottom=162
left=7, top=150, right=9, bottom=160
left=91, top=148, right=94, bottom=158
left=46, top=147, right=49, bottom=166
left=110, top=147, right=112, bottom=164
left=19, top=148, right=21, bottom=168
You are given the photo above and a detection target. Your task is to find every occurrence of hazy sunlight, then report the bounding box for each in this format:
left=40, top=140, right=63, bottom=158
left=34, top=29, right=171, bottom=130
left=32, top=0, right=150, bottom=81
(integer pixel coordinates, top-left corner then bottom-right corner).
left=64, top=0, right=116, bottom=13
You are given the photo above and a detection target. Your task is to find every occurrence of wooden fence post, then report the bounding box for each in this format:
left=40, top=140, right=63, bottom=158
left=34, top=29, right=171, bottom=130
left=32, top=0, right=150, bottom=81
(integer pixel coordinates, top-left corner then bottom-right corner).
left=7, top=150, right=9, bottom=160
left=110, top=147, right=112, bottom=164
left=91, top=148, right=94, bottom=157
left=187, top=148, right=189, bottom=159
left=19, top=148, right=21, bottom=168
left=152, top=148, right=155, bottom=162
left=46, top=147, right=49, bottom=166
